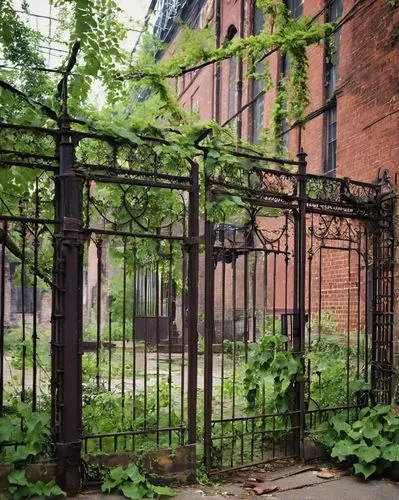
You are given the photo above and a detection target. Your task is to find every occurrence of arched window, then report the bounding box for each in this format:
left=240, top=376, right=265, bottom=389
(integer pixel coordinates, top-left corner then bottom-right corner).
left=226, top=25, right=238, bottom=121
left=251, top=6, right=265, bottom=143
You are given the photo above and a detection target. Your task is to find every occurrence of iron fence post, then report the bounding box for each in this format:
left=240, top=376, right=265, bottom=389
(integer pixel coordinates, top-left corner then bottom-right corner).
left=52, top=75, right=84, bottom=495
left=204, top=172, right=215, bottom=472
left=187, top=161, right=199, bottom=445
left=295, top=149, right=307, bottom=461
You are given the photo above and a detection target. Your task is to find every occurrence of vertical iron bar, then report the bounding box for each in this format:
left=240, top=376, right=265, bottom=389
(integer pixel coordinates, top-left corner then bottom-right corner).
left=251, top=252, right=257, bottom=346
left=346, top=242, right=352, bottom=411
left=108, top=306, right=112, bottom=392
left=167, top=236, right=173, bottom=446
left=20, top=212, right=27, bottom=403
left=121, top=238, right=127, bottom=427
left=295, top=149, right=307, bottom=461
left=243, top=245, right=249, bottom=358
left=32, top=179, right=39, bottom=411
left=155, top=235, right=160, bottom=447
left=131, top=245, right=137, bottom=449
left=204, top=180, right=215, bottom=471
left=187, top=161, right=199, bottom=445
left=96, top=238, right=103, bottom=388
left=0, top=221, right=5, bottom=416
left=52, top=74, right=84, bottom=496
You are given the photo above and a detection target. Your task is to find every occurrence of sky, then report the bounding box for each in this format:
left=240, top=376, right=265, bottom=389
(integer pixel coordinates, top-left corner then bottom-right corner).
left=12, top=0, right=152, bottom=69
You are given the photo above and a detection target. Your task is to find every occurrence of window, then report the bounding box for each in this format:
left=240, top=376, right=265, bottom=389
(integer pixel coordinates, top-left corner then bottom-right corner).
left=286, top=0, right=303, bottom=19
left=251, top=6, right=265, bottom=143
left=324, top=0, right=342, bottom=176
left=326, top=0, right=343, bottom=99
left=228, top=55, right=238, bottom=120
left=226, top=25, right=238, bottom=123
left=279, top=53, right=290, bottom=150
left=325, top=105, right=337, bottom=177
left=277, top=0, right=302, bottom=150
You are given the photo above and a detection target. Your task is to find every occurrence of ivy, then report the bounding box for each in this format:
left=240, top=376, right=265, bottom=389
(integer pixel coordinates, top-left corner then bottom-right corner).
left=101, top=464, right=175, bottom=499
left=0, top=403, right=66, bottom=498
left=6, top=470, right=66, bottom=500
left=244, top=334, right=302, bottom=413
left=313, top=405, right=399, bottom=479
left=0, top=403, right=52, bottom=464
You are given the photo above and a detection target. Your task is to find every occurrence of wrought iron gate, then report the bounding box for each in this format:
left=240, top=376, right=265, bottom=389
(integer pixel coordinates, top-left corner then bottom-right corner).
left=0, top=117, right=395, bottom=492
left=203, top=151, right=395, bottom=473
left=0, top=116, right=199, bottom=494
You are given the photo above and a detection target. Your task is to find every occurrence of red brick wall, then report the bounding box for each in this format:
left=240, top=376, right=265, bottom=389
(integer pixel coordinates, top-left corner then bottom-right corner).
left=168, top=0, right=399, bottom=180
left=163, top=0, right=398, bottom=345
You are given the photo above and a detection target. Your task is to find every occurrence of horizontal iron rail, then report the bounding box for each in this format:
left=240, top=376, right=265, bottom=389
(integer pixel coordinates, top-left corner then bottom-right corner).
left=75, top=161, right=191, bottom=183
left=87, top=227, right=185, bottom=241
left=211, top=410, right=300, bottom=424
left=211, top=427, right=300, bottom=441
left=0, top=148, right=58, bottom=162
left=0, top=121, right=59, bottom=136
left=211, top=189, right=376, bottom=218
left=0, top=160, right=57, bottom=172
left=82, top=426, right=186, bottom=439
left=0, top=215, right=57, bottom=224
left=85, top=174, right=192, bottom=191
left=200, top=146, right=301, bottom=166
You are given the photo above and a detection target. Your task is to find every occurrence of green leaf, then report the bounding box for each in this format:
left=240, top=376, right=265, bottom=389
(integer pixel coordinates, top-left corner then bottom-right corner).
left=126, top=464, right=146, bottom=484
left=0, top=418, right=18, bottom=442
left=362, top=420, right=381, bottom=440
left=8, top=469, right=29, bottom=486
left=354, top=462, right=377, bottom=479
left=110, top=465, right=129, bottom=483
left=356, top=445, right=380, bottom=464
left=381, top=443, right=399, bottom=462
left=331, top=439, right=354, bottom=461
left=101, top=477, right=118, bottom=493
left=152, top=484, right=176, bottom=497
left=348, top=429, right=362, bottom=441
left=330, top=414, right=351, bottom=435
left=120, top=481, right=148, bottom=499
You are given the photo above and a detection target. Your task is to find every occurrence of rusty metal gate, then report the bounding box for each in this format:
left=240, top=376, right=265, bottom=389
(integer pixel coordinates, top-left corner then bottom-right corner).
left=203, top=150, right=395, bottom=473
left=0, top=93, right=199, bottom=493
left=0, top=107, right=396, bottom=492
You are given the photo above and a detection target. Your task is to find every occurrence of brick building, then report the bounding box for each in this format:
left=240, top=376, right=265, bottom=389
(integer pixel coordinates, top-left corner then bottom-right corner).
left=151, top=0, right=399, bottom=342
left=154, top=0, right=398, bottom=181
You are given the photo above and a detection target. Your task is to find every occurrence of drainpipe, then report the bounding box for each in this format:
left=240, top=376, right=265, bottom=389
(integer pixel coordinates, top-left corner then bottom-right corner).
left=236, top=0, right=245, bottom=139
left=214, top=0, right=222, bottom=123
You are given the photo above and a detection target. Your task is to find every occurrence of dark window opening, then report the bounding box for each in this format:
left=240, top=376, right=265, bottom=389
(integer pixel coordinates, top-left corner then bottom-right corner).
left=251, top=6, right=265, bottom=143
left=325, top=106, right=337, bottom=177
left=228, top=55, right=238, bottom=121
left=326, top=0, right=343, bottom=98
left=278, top=0, right=302, bottom=150
left=226, top=25, right=238, bottom=124
left=324, top=0, right=342, bottom=176
left=286, top=0, right=303, bottom=19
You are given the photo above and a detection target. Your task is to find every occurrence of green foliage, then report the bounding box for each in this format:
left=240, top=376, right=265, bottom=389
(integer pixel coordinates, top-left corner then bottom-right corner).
left=6, top=469, right=66, bottom=500
left=306, top=334, right=370, bottom=409
left=101, top=464, right=175, bottom=499
left=7, top=327, right=51, bottom=373
left=0, top=403, right=52, bottom=464
left=0, top=403, right=61, bottom=499
left=313, top=405, right=399, bottom=479
left=82, top=379, right=182, bottom=453
left=244, top=334, right=301, bottom=413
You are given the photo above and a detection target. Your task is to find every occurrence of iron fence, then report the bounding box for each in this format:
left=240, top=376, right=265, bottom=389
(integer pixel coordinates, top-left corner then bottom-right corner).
left=0, top=117, right=396, bottom=492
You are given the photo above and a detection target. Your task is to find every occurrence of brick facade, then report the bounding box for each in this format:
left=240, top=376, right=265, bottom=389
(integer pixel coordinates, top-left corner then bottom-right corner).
left=166, top=0, right=398, bottom=342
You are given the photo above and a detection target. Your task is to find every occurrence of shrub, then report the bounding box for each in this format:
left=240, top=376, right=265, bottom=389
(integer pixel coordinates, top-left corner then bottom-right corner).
left=313, top=405, right=399, bottom=479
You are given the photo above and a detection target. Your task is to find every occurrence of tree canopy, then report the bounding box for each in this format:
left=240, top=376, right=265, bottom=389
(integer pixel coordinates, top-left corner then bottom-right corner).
left=0, top=0, right=336, bottom=232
